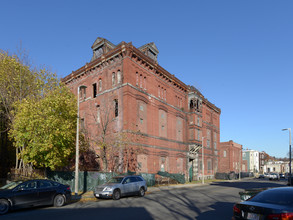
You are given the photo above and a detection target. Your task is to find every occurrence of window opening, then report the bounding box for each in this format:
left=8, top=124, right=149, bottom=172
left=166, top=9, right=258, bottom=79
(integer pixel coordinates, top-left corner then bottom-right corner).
left=98, top=79, right=102, bottom=92
left=93, top=83, right=97, bottom=97
left=114, top=99, right=118, bottom=117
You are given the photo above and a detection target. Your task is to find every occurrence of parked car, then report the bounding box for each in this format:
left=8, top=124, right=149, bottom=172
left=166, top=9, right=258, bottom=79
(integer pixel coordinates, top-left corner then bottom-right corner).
left=0, top=179, right=71, bottom=215
left=233, top=187, right=293, bottom=220
left=269, top=173, right=279, bottom=180
left=93, top=175, right=147, bottom=200
left=258, top=174, right=264, bottom=179
left=279, top=173, right=285, bottom=179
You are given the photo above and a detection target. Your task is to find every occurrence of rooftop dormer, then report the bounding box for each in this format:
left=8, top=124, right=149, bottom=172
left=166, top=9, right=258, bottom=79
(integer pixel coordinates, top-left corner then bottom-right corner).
left=138, top=42, right=159, bottom=62
left=91, top=37, right=116, bottom=61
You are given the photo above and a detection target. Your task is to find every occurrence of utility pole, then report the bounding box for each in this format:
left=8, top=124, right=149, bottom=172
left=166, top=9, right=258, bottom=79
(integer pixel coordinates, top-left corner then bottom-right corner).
left=202, top=136, right=205, bottom=184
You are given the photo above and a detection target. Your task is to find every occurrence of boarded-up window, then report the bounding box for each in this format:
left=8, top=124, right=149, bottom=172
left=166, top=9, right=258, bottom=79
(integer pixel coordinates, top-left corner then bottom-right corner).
left=159, top=109, right=167, bottom=138
left=98, top=79, right=102, bottom=91
left=197, top=129, right=201, bottom=140
left=176, top=117, right=183, bottom=141
left=96, top=105, right=100, bottom=123
left=80, top=87, right=86, bottom=99
left=176, top=158, right=183, bottom=173
left=137, top=101, right=147, bottom=133
left=117, top=70, right=122, bottom=84
left=112, top=72, right=116, bottom=86
left=207, top=159, right=212, bottom=173
left=137, top=154, right=148, bottom=173
left=189, top=129, right=194, bottom=140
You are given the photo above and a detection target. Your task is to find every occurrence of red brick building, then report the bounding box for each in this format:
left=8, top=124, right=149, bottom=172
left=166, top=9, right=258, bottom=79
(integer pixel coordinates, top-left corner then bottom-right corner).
left=219, top=140, right=243, bottom=173
left=62, top=37, right=221, bottom=181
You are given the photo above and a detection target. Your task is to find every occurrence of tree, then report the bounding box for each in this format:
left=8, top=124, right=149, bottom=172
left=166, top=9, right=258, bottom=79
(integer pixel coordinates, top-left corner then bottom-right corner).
left=78, top=133, right=100, bottom=171
left=0, top=50, right=41, bottom=176
left=88, top=97, right=117, bottom=172
left=107, top=130, right=145, bottom=173
left=9, top=84, right=77, bottom=170
left=86, top=96, right=144, bottom=172
left=10, top=84, right=77, bottom=170
left=0, top=50, right=35, bottom=127
left=0, top=50, right=63, bottom=172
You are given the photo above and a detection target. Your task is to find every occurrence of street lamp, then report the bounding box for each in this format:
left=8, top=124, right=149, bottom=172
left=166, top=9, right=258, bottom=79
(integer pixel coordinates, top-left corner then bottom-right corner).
left=202, top=136, right=205, bottom=184
left=282, top=128, right=292, bottom=186
left=75, top=85, right=87, bottom=196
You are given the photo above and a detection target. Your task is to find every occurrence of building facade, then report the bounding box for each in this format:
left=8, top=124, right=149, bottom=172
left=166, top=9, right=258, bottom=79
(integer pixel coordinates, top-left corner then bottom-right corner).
left=264, top=161, right=288, bottom=174
left=259, top=151, right=265, bottom=174
left=243, top=150, right=259, bottom=173
left=219, top=141, right=242, bottom=173
left=62, top=37, right=221, bottom=181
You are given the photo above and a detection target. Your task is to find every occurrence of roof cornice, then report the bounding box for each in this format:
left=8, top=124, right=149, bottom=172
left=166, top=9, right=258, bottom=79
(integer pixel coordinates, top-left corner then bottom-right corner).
left=61, top=40, right=220, bottom=113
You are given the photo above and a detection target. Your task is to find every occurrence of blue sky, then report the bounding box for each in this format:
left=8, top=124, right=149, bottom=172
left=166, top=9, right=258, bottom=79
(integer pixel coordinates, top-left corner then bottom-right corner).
left=1, top=0, right=292, bottom=158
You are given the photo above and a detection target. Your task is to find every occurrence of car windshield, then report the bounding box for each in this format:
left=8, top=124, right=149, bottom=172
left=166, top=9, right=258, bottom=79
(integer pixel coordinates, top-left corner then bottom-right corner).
left=108, top=177, right=124, bottom=183
left=0, top=181, right=23, bottom=190
left=251, top=188, right=293, bottom=205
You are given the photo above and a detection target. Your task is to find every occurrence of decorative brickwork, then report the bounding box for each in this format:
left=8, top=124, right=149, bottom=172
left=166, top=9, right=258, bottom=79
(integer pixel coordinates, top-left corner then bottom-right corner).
left=62, top=37, right=221, bottom=181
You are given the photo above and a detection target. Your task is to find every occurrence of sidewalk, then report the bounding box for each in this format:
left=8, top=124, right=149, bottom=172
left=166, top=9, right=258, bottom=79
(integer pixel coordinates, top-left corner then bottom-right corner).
left=70, top=179, right=229, bottom=202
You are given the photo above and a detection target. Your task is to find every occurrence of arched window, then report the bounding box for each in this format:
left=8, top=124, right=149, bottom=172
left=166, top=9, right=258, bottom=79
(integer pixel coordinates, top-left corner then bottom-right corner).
left=159, top=109, right=167, bottom=137
left=96, top=105, right=100, bottom=123
left=158, top=86, right=160, bottom=98
left=93, top=83, right=97, bottom=97
left=112, top=72, right=116, bottom=87
left=98, top=79, right=102, bottom=92
left=114, top=99, right=118, bottom=117
left=140, top=74, right=143, bottom=88
left=117, top=70, right=122, bottom=84
left=190, top=100, right=194, bottom=109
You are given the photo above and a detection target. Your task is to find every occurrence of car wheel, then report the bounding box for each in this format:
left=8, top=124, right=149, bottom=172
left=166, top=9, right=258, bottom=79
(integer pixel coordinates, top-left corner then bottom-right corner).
left=113, top=189, right=121, bottom=200
left=54, top=194, right=65, bottom=207
left=138, top=187, right=145, bottom=197
left=0, top=199, right=10, bottom=215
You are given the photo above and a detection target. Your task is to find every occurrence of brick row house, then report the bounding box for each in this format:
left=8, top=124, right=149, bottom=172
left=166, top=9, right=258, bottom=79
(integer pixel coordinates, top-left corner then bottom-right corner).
left=219, top=141, right=245, bottom=173
left=62, top=37, right=221, bottom=181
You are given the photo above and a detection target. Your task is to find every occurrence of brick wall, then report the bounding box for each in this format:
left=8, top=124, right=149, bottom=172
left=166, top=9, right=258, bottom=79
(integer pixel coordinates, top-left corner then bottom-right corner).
left=62, top=38, right=221, bottom=179
left=219, top=140, right=242, bottom=173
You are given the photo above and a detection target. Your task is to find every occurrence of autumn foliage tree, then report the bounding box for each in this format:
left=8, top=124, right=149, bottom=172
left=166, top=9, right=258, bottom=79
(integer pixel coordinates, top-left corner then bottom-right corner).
left=9, top=84, right=77, bottom=170
left=0, top=49, right=78, bottom=172
left=0, top=50, right=41, bottom=175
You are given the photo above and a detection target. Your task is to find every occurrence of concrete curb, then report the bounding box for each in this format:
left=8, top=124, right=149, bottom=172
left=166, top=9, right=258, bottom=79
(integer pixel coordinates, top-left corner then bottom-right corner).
left=70, top=178, right=251, bottom=203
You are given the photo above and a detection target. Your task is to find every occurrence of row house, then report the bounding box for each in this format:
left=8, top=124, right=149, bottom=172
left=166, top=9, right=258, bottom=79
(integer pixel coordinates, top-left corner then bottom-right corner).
left=264, top=161, right=289, bottom=174
left=243, top=149, right=260, bottom=173
left=219, top=141, right=243, bottom=173
left=62, top=37, right=221, bottom=181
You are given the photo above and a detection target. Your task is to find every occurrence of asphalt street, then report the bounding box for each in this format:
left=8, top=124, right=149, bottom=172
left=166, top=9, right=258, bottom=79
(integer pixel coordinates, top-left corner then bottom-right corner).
left=1, top=178, right=287, bottom=220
